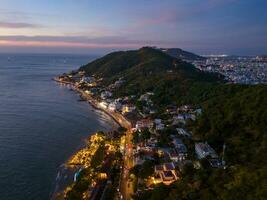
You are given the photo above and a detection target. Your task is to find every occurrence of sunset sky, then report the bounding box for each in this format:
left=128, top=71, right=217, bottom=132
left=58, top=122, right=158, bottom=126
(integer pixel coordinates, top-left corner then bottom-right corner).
left=0, top=0, right=266, bottom=55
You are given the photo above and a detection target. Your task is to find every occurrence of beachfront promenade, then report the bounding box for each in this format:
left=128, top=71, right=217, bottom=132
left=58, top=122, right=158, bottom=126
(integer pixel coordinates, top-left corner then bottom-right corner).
left=54, top=78, right=134, bottom=200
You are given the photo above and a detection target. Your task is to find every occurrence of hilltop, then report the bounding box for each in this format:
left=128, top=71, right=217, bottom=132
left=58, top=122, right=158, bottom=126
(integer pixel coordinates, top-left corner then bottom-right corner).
left=160, top=48, right=206, bottom=61
left=80, top=47, right=222, bottom=105
left=80, top=47, right=207, bottom=78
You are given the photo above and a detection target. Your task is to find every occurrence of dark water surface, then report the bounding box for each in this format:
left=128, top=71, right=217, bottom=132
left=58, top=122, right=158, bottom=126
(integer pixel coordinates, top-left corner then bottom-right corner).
left=0, top=54, right=117, bottom=200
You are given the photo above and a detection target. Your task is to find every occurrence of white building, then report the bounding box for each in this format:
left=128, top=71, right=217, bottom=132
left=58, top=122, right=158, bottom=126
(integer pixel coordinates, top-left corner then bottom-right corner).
left=99, top=101, right=108, bottom=109
left=176, top=128, right=192, bottom=137
left=108, top=102, right=122, bottom=112
left=195, top=142, right=218, bottom=159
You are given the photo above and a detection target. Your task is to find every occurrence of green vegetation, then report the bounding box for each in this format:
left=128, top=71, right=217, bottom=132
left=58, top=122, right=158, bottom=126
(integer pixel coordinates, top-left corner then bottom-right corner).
left=157, top=127, right=176, bottom=147
left=130, top=160, right=155, bottom=179
left=194, top=85, right=267, bottom=165
left=66, top=168, right=92, bottom=200
left=80, top=47, right=222, bottom=106
left=136, top=85, right=267, bottom=200
left=132, top=129, right=151, bottom=144
left=66, top=140, right=107, bottom=199
left=78, top=47, right=267, bottom=199
left=90, top=144, right=105, bottom=169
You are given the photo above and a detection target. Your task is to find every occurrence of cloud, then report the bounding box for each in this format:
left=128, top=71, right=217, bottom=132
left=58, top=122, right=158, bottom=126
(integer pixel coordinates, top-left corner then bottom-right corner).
left=0, top=21, right=40, bottom=28
left=0, top=35, right=174, bottom=49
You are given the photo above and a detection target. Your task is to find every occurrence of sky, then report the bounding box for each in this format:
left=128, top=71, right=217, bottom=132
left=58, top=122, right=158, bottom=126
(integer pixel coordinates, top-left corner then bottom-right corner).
left=0, top=0, right=266, bottom=55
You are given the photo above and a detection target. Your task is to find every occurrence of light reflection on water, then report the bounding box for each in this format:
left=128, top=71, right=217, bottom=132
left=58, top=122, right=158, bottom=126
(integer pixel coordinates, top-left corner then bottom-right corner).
left=0, top=54, right=117, bottom=200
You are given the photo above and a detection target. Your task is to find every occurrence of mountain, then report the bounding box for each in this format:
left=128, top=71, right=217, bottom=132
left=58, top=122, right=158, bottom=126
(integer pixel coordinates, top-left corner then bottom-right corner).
left=80, top=47, right=209, bottom=78
left=80, top=47, right=222, bottom=105
left=160, top=48, right=206, bottom=61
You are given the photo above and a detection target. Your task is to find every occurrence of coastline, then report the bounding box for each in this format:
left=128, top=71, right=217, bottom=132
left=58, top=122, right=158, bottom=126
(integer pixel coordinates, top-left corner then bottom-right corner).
left=53, top=77, right=132, bottom=130
left=51, top=77, right=131, bottom=200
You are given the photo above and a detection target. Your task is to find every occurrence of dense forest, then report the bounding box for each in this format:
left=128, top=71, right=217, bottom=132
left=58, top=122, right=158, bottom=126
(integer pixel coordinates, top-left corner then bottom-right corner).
left=137, top=85, right=267, bottom=200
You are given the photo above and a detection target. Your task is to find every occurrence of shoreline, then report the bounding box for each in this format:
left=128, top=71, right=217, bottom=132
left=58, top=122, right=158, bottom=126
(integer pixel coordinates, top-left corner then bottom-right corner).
left=51, top=77, right=132, bottom=199
left=53, top=77, right=132, bottom=130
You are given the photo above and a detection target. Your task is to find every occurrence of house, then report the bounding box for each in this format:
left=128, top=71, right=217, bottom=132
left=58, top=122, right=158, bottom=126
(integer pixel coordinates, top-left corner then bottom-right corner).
left=173, top=114, right=186, bottom=124
left=177, top=105, right=193, bottom=112
left=101, top=91, right=112, bottom=99
left=81, top=76, right=95, bottom=83
left=122, top=104, right=136, bottom=114
left=167, top=149, right=179, bottom=162
left=155, top=165, right=164, bottom=173
left=176, top=128, right=192, bottom=138
left=153, top=162, right=178, bottom=185
left=171, top=138, right=188, bottom=161
left=154, top=119, right=164, bottom=130
left=154, top=119, right=162, bottom=124
left=153, top=173, right=163, bottom=184
left=162, top=171, right=176, bottom=182
left=166, top=105, right=177, bottom=114
left=172, top=138, right=183, bottom=147
left=135, top=119, right=154, bottom=131
left=176, top=145, right=187, bottom=161
left=209, top=159, right=223, bottom=168
left=108, top=101, right=122, bottom=112
left=164, top=162, right=175, bottom=171
left=184, top=113, right=196, bottom=121
left=195, top=142, right=218, bottom=159
left=155, top=123, right=164, bottom=131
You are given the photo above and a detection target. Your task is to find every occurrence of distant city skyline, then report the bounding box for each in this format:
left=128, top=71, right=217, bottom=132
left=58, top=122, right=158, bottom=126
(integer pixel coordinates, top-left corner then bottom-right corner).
left=0, top=0, right=266, bottom=55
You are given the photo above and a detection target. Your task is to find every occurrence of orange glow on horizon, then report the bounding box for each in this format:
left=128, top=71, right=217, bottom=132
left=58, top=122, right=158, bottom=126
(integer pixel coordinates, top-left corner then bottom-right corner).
left=0, top=40, right=143, bottom=48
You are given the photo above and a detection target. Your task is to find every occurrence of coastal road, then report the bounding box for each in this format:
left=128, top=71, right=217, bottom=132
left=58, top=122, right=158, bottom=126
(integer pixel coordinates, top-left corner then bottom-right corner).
left=120, top=128, right=134, bottom=200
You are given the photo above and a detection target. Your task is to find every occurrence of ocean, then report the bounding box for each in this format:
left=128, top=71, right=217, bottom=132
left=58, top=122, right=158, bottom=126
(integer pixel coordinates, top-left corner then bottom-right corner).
left=0, top=53, right=118, bottom=200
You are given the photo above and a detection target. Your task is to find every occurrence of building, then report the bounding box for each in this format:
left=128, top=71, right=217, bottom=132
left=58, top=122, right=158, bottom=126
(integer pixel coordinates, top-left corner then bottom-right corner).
left=122, top=104, right=136, bottom=114
left=177, top=105, right=193, bottom=112
left=155, top=123, right=164, bottom=131
left=154, top=118, right=162, bottom=124
left=153, top=162, right=178, bottom=185
left=135, top=119, right=154, bottom=131
left=176, top=128, right=192, bottom=138
left=100, top=91, right=112, bottom=99
left=108, top=101, right=122, bottom=112
left=154, top=118, right=164, bottom=131
left=195, top=142, right=218, bottom=159
left=99, top=101, right=108, bottom=109
left=209, top=159, right=223, bottom=168
left=81, top=76, right=95, bottom=83
left=172, top=138, right=187, bottom=161
left=173, top=114, right=186, bottom=124
left=167, top=149, right=179, bottom=162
